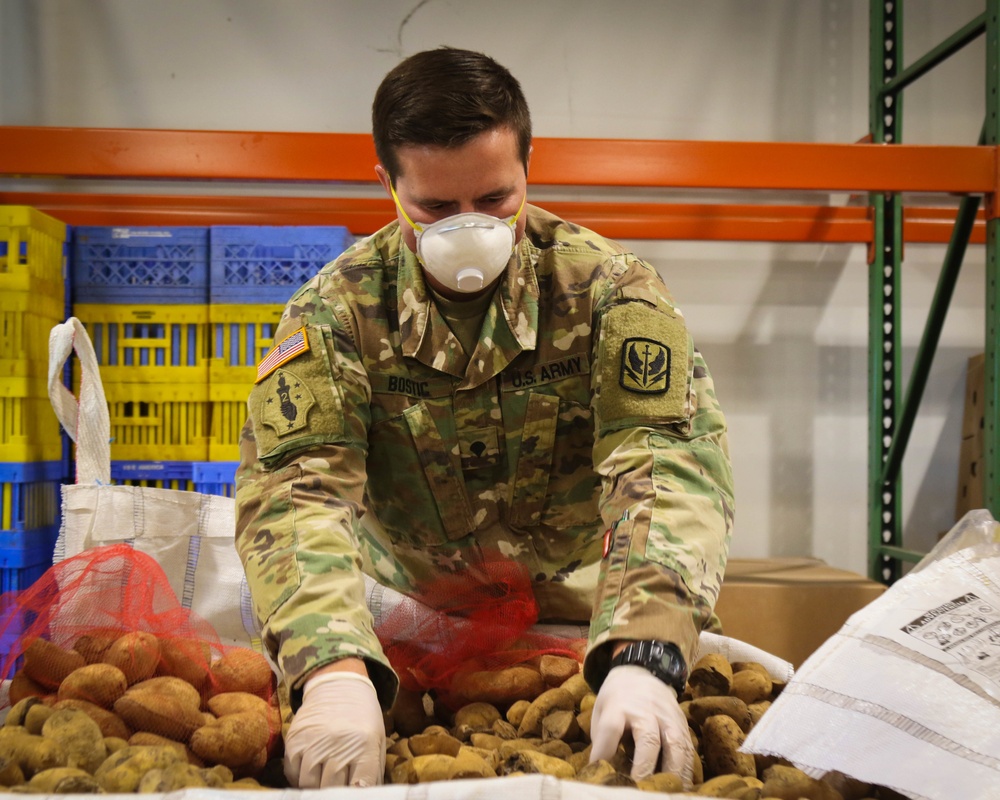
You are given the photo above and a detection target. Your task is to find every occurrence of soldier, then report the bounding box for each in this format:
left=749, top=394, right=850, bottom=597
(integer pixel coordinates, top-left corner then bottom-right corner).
left=236, top=46, right=734, bottom=788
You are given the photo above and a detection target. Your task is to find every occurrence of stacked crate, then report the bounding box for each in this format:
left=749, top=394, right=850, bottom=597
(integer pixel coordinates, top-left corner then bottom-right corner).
left=71, top=226, right=212, bottom=488
left=69, top=224, right=353, bottom=497
left=204, top=225, right=354, bottom=492
left=0, top=207, right=68, bottom=651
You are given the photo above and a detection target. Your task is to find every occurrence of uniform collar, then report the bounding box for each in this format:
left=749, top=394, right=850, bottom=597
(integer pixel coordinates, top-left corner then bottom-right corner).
left=396, top=215, right=539, bottom=386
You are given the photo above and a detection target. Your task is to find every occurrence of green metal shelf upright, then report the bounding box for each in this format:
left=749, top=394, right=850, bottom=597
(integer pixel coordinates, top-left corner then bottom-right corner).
left=868, top=0, right=997, bottom=582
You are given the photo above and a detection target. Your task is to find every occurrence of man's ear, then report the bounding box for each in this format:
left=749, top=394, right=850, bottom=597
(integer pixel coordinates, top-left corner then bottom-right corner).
left=524, top=145, right=533, bottom=178
left=374, top=165, right=392, bottom=196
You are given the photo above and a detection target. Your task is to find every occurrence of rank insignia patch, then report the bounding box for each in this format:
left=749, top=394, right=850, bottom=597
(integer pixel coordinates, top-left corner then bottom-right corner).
left=260, top=369, right=316, bottom=436
left=620, top=337, right=671, bottom=394
left=255, top=327, right=310, bottom=383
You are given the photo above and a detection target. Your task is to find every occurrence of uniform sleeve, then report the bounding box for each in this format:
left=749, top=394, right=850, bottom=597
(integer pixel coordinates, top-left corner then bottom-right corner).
left=582, top=262, right=735, bottom=691
left=234, top=285, right=399, bottom=711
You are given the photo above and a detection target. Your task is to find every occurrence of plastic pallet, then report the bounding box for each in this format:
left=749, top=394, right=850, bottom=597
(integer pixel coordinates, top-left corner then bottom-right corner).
left=209, top=303, right=284, bottom=385
left=192, top=461, right=239, bottom=498
left=1, top=289, right=65, bottom=380
left=72, top=226, right=209, bottom=305
left=105, top=382, right=211, bottom=462
left=209, top=225, right=353, bottom=304
left=73, top=304, right=210, bottom=385
left=0, top=205, right=67, bottom=299
left=0, top=461, right=64, bottom=533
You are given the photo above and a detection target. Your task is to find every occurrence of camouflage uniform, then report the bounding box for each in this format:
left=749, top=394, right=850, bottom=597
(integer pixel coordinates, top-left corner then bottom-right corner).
left=235, top=204, right=735, bottom=710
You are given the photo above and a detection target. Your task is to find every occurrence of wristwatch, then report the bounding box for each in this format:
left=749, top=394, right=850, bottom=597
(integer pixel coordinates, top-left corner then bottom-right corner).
left=610, top=640, right=688, bottom=698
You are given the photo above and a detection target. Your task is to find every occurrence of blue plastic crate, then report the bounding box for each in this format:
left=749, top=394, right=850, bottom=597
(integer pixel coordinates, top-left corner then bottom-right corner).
left=0, top=461, right=64, bottom=534
left=210, top=226, right=353, bottom=304
left=0, top=526, right=59, bottom=594
left=192, top=461, right=239, bottom=497
left=72, top=226, right=209, bottom=304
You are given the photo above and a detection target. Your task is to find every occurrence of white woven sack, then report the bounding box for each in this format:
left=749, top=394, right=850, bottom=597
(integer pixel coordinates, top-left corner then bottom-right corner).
left=47, top=317, right=259, bottom=650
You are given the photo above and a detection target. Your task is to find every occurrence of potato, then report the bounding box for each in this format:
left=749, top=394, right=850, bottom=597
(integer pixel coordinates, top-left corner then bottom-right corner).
left=26, top=766, right=101, bottom=793
left=209, top=648, right=274, bottom=697
left=128, top=732, right=203, bottom=766
left=189, top=711, right=270, bottom=769
left=0, top=728, right=68, bottom=777
left=729, top=669, right=772, bottom=705
left=701, top=715, right=755, bottom=778
left=4, top=697, right=45, bottom=729
left=137, top=762, right=227, bottom=791
left=539, top=655, right=580, bottom=686
left=559, top=673, right=592, bottom=704
left=636, top=771, right=685, bottom=792
left=448, top=748, right=496, bottom=779
left=0, top=753, right=26, bottom=787
left=408, top=731, right=462, bottom=757
left=57, top=664, right=128, bottom=708
left=21, top=639, right=86, bottom=690
left=410, top=754, right=454, bottom=783
left=761, top=764, right=845, bottom=800
left=113, top=690, right=205, bottom=742
left=157, top=638, right=213, bottom=690
left=208, top=692, right=281, bottom=732
left=94, top=745, right=187, bottom=793
left=542, top=709, right=581, bottom=743
left=103, top=632, right=160, bottom=685
left=516, top=687, right=575, bottom=737
left=7, top=673, right=47, bottom=706
left=128, top=676, right=202, bottom=710
left=451, top=666, right=545, bottom=707
left=40, top=709, right=108, bottom=774
left=687, top=653, right=733, bottom=698
left=52, top=699, right=131, bottom=740
left=72, top=630, right=122, bottom=665
left=689, top=696, right=753, bottom=734
left=501, top=749, right=575, bottom=779
left=506, top=699, right=531, bottom=727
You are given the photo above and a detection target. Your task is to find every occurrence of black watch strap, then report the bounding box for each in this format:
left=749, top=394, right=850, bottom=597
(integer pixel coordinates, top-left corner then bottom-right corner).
left=610, top=640, right=688, bottom=698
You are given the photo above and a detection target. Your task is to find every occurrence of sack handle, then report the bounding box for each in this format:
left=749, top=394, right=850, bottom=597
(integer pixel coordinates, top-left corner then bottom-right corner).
left=48, top=317, right=111, bottom=485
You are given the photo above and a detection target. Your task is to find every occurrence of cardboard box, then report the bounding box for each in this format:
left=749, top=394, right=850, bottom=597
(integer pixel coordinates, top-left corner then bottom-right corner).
left=714, top=557, right=887, bottom=668
left=956, top=353, right=985, bottom=520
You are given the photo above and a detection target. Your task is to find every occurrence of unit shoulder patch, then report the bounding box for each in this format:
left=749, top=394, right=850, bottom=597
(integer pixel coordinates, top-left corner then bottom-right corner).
left=597, top=302, right=692, bottom=428
left=259, top=369, right=316, bottom=436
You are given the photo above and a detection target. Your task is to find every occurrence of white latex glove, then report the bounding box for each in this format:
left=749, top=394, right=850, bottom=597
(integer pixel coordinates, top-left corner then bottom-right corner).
left=589, top=665, right=694, bottom=786
left=283, top=671, right=385, bottom=788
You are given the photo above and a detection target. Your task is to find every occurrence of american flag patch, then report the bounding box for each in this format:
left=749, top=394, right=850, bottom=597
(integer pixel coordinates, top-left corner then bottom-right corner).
left=255, top=328, right=310, bottom=383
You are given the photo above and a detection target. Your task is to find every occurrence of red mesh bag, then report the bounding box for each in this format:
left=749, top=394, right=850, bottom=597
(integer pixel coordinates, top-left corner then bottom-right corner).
left=0, top=544, right=281, bottom=777
left=374, top=556, right=585, bottom=708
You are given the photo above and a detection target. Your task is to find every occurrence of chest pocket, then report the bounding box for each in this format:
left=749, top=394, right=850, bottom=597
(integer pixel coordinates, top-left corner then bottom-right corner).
left=509, top=391, right=600, bottom=528
left=367, top=401, right=476, bottom=546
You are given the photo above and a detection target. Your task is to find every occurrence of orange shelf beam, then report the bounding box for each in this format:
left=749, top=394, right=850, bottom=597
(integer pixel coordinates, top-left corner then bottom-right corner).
left=0, top=127, right=994, bottom=194
left=0, top=190, right=985, bottom=244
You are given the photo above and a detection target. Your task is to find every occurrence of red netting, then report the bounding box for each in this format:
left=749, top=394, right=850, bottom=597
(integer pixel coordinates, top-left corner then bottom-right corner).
left=373, top=557, right=584, bottom=705
left=0, top=543, right=274, bottom=710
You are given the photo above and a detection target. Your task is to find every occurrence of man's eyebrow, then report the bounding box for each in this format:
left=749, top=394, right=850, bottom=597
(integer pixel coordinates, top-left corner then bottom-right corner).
left=411, top=185, right=517, bottom=206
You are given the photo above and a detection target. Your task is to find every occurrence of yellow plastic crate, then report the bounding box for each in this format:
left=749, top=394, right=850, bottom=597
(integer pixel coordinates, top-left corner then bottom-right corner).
left=208, top=383, right=250, bottom=462
left=73, top=304, right=210, bottom=385
left=209, top=304, right=284, bottom=385
left=0, top=379, right=63, bottom=463
left=105, top=382, right=210, bottom=462
left=0, top=206, right=67, bottom=299
left=1, top=292, right=65, bottom=379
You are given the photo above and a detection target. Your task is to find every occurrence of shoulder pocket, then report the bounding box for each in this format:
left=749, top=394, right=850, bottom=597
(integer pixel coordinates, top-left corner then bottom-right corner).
left=250, top=325, right=345, bottom=467
left=595, top=300, right=693, bottom=434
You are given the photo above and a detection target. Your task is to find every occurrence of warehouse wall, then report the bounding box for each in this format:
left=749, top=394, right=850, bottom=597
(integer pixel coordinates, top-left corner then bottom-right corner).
left=0, top=0, right=988, bottom=576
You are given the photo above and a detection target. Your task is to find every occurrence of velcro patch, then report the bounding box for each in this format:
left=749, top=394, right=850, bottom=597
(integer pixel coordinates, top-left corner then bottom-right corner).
left=255, top=327, right=310, bottom=383
left=259, top=368, right=316, bottom=437
left=598, top=302, right=692, bottom=428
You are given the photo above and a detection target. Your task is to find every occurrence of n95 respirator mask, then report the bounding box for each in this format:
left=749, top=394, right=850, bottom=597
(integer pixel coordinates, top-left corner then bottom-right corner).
left=391, top=181, right=525, bottom=293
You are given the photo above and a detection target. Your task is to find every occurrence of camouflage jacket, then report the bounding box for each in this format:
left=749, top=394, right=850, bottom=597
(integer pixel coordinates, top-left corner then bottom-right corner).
left=235, top=204, right=734, bottom=710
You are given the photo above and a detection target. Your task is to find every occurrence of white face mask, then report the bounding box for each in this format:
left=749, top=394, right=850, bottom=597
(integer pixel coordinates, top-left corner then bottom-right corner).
left=391, top=182, right=526, bottom=293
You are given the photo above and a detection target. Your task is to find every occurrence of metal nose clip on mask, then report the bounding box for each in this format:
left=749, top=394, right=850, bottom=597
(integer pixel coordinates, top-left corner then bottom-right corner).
left=390, top=181, right=526, bottom=293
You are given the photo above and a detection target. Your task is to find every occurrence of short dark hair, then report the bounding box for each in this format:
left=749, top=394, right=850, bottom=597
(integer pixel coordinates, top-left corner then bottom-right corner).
left=372, top=47, right=532, bottom=181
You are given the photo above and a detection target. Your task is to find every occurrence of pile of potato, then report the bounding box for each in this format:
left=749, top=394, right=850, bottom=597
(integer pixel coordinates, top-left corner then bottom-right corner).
left=383, top=652, right=893, bottom=800
left=0, top=631, right=281, bottom=792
